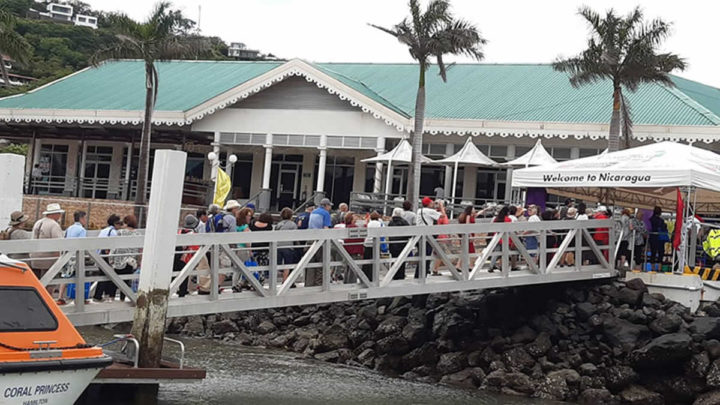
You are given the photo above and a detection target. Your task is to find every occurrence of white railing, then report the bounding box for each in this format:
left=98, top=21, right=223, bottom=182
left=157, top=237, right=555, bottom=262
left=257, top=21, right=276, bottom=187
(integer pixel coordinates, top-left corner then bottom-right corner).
left=0, top=219, right=616, bottom=325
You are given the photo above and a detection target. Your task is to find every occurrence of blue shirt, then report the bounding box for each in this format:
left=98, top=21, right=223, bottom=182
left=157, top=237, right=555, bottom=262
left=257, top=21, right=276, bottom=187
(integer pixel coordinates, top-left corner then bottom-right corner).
left=65, top=222, right=86, bottom=238
left=308, top=207, right=331, bottom=229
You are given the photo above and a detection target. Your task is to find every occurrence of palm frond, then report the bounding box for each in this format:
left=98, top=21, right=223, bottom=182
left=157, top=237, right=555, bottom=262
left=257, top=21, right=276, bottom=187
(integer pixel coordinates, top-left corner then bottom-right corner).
left=431, top=19, right=485, bottom=60
left=0, top=30, right=31, bottom=66
left=422, top=0, right=451, bottom=34
left=368, top=23, right=400, bottom=39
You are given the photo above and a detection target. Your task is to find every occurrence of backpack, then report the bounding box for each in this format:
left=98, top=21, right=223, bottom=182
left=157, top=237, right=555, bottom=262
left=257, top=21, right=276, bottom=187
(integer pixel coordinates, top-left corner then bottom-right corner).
left=298, top=212, right=311, bottom=230
left=0, top=227, right=14, bottom=241
left=206, top=213, right=227, bottom=233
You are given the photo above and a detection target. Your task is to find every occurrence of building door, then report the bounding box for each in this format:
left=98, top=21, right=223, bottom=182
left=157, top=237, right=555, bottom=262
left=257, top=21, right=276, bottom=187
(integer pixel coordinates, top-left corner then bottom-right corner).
left=82, top=146, right=113, bottom=199
left=391, top=167, right=407, bottom=195
left=270, top=155, right=303, bottom=210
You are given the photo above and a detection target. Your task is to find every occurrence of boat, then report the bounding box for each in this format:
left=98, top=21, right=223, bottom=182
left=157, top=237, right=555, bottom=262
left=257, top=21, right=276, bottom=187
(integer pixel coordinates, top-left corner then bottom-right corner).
left=0, top=255, right=112, bottom=405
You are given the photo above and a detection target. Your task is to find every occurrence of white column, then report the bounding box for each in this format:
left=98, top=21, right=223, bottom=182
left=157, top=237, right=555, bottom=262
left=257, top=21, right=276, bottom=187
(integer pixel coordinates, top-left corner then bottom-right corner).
left=262, top=133, right=273, bottom=190
left=504, top=145, right=515, bottom=203
left=0, top=153, right=24, bottom=227
left=210, top=131, right=220, bottom=182
left=373, top=136, right=385, bottom=193
left=123, top=143, right=132, bottom=199
left=316, top=147, right=327, bottom=193
left=444, top=143, right=454, bottom=196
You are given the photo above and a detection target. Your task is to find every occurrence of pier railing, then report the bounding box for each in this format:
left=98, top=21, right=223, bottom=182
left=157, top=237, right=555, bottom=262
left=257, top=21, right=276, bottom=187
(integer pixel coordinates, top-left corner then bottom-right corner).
left=0, top=219, right=616, bottom=325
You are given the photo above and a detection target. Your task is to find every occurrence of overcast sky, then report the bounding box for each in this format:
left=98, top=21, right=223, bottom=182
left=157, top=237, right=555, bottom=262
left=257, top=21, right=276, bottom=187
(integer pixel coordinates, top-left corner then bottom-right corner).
left=84, top=0, right=720, bottom=88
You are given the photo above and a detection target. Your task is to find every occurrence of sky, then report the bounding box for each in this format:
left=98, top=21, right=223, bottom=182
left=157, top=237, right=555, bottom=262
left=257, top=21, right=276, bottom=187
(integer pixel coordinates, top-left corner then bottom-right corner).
left=84, top=0, right=720, bottom=88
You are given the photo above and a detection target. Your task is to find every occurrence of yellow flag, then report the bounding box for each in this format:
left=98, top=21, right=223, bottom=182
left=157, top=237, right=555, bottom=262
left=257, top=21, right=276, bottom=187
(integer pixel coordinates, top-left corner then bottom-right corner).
left=213, top=168, right=231, bottom=206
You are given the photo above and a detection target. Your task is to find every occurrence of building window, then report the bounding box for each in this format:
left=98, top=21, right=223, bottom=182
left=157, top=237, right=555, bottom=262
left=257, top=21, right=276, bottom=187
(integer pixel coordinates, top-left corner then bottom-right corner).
left=489, top=145, right=508, bottom=160
left=314, top=156, right=354, bottom=206
left=514, top=146, right=531, bottom=158
left=38, top=144, right=68, bottom=194
left=579, top=148, right=602, bottom=158
left=550, top=147, right=571, bottom=161
left=230, top=153, right=253, bottom=199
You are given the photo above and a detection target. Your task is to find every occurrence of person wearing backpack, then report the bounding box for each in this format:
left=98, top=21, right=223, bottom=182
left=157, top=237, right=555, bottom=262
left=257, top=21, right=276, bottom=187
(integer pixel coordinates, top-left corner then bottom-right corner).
left=649, top=206, right=668, bottom=271
left=2, top=211, right=32, bottom=260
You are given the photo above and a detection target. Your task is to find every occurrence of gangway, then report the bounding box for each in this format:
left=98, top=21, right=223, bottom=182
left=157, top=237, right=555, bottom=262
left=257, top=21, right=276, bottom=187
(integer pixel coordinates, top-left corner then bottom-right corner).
left=0, top=219, right=617, bottom=326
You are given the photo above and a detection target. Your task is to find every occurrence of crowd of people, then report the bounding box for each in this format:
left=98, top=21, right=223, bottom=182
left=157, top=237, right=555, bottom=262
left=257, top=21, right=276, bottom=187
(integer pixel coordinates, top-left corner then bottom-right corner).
left=1, top=196, right=681, bottom=303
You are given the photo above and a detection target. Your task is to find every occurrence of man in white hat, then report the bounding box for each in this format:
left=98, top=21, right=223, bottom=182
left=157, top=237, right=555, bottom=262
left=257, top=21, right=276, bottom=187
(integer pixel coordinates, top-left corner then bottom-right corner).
left=30, top=203, right=64, bottom=285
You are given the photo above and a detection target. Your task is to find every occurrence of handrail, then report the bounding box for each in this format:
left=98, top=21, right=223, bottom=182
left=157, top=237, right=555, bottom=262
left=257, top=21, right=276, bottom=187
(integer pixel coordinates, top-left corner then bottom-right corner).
left=163, top=337, right=185, bottom=369
left=293, top=191, right=323, bottom=214
left=242, top=189, right=267, bottom=210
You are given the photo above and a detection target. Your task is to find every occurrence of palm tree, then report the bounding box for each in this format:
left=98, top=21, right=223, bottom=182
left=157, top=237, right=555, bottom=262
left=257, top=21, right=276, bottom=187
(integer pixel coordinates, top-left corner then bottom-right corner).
left=0, top=9, right=32, bottom=88
left=370, top=0, right=485, bottom=209
left=553, top=6, right=685, bottom=151
left=91, top=2, right=207, bottom=219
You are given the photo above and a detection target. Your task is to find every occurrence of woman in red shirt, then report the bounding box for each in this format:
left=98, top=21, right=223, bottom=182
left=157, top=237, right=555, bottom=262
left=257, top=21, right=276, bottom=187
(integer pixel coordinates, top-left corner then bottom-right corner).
left=488, top=206, right=512, bottom=272
left=342, top=213, right=364, bottom=283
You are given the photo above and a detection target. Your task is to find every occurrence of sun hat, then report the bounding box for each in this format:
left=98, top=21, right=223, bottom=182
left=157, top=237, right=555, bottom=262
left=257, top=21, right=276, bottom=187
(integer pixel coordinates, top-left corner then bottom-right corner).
left=422, top=196, right=433, bottom=207
left=183, top=214, right=199, bottom=230
left=9, top=211, right=27, bottom=226
left=42, top=203, right=64, bottom=215
left=320, top=198, right=333, bottom=207
left=224, top=200, right=241, bottom=210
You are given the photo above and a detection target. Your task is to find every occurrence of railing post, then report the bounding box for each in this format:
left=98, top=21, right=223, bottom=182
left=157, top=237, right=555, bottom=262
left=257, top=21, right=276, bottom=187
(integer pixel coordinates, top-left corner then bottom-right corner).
left=575, top=226, right=582, bottom=271
left=418, top=235, right=427, bottom=283
left=372, top=236, right=380, bottom=287
left=269, top=241, right=277, bottom=296
left=461, top=233, right=469, bottom=281
left=322, top=239, right=331, bottom=291
left=75, top=250, right=85, bottom=313
left=608, top=220, right=616, bottom=271
left=211, top=244, right=219, bottom=301
left=539, top=230, right=547, bottom=274
left=502, top=231, right=510, bottom=276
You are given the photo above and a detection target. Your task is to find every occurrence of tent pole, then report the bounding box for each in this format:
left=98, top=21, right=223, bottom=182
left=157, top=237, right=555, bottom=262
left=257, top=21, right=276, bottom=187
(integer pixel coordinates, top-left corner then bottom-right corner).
left=384, top=159, right=393, bottom=216
left=451, top=161, right=458, bottom=219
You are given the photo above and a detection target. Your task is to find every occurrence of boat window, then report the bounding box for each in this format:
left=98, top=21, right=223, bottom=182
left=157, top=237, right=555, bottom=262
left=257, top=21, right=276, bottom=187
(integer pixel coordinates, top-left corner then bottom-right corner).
left=0, top=287, right=58, bottom=332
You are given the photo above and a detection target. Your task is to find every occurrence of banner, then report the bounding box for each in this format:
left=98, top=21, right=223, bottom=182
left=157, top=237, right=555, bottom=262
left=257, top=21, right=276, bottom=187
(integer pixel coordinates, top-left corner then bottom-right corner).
left=213, top=168, right=231, bottom=206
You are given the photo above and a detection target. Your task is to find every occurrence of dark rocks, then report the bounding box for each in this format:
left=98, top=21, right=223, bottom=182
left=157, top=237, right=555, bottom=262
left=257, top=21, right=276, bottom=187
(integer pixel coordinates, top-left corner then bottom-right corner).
left=436, top=352, right=467, bottom=375
left=534, top=369, right=580, bottom=401
left=619, top=385, right=663, bottom=405
left=687, top=352, right=711, bottom=378
left=255, top=320, right=277, bottom=335
left=502, top=372, right=535, bottom=394
left=432, top=310, right=472, bottom=339
left=402, top=343, right=439, bottom=370
left=694, top=390, right=720, bottom=405
left=375, top=335, right=410, bottom=356
left=629, top=333, right=692, bottom=368
left=579, top=388, right=618, bottom=405
left=617, top=287, right=644, bottom=307
left=625, top=278, right=648, bottom=292
left=648, top=314, right=682, bottom=334
left=375, top=316, right=407, bottom=338
left=604, top=365, right=638, bottom=392
left=502, top=347, right=535, bottom=371
left=575, top=302, right=597, bottom=321
left=401, top=322, right=429, bottom=347
left=690, top=317, right=720, bottom=339
left=210, top=319, right=239, bottom=335
left=527, top=332, right=552, bottom=358
left=510, top=325, right=537, bottom=343
left=181, top=316, right=204, bottom=336
left=439, top=367, right=485, bottom=389
left=602, top=316, right=649, bottom=348
left=316, top=324, right=348, bottom=352
left=706, top=359, right=720, bottom=388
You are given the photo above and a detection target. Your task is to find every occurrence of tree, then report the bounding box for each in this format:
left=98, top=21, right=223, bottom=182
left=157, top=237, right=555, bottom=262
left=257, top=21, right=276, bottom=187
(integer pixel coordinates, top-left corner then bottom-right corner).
left=91, top=2, right=207, bottom=223
left=370, top=0, right=485, bottom=209
left=90, top=2, right=207, bottom=374
left=0, top=8, right=32, bottom=88
left=553, top=6, right=685, bottom=151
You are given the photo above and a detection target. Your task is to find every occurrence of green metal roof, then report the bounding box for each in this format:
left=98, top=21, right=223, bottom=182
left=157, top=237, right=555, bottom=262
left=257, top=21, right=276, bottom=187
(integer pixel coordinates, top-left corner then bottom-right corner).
left=1, top=59, right=719, bottom=128
left=317, top=63, right=720, bottom=126
left=0, top=60, right=282, bottom=111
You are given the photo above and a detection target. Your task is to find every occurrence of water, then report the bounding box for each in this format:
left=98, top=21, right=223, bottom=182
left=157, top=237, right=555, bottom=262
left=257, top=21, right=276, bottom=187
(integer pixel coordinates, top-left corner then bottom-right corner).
left=80, top=326, right=563, bottom=405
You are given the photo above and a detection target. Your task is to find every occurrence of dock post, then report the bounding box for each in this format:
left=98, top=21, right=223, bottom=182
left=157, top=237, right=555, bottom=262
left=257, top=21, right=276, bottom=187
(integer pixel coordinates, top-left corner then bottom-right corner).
left=131, top=150, right=186, bottom=368
left=0, top=153, right=24, bottom=228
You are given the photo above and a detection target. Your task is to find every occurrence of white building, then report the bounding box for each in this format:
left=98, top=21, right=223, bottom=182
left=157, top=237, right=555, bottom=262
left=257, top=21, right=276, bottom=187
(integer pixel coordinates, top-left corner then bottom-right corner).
left=0, top=59, right=717, bottom=211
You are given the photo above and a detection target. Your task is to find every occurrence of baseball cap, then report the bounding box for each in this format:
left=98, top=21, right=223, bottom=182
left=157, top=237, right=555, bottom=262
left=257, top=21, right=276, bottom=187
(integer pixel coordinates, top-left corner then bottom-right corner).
left=320, top=198, right=333, bottom=207
left=422, top=197, right=433, bottom=207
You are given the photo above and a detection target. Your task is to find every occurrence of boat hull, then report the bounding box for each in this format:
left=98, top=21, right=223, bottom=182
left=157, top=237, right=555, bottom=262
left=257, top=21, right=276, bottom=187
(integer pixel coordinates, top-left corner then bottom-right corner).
left=0, top=357, right=110, bottom=405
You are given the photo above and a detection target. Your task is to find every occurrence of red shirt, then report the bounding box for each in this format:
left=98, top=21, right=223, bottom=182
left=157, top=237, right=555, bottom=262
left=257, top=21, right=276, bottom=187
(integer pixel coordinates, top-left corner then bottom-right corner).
left=593, top=213, right=609, bottom=244
left=343, top=224, right=364, bottom=256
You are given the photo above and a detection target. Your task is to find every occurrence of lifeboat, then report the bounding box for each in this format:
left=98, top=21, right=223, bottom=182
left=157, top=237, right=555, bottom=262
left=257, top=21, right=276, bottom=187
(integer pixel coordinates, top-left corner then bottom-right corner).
left=0, top=255, right=112, bottom=405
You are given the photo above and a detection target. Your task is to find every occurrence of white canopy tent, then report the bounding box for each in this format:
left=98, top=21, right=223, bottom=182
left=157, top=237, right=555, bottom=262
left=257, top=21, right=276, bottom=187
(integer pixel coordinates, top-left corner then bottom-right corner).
left=362, top=139, right=437, bottom=197
left=512, top=141, right=720, bottom=272
left=434, top=138, right=498, bottom=214
left=511, top=141, right=720, bottom=192
left=504, top=139, right=558, bottom=168
left=503, top=139, right=557, bottom=203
